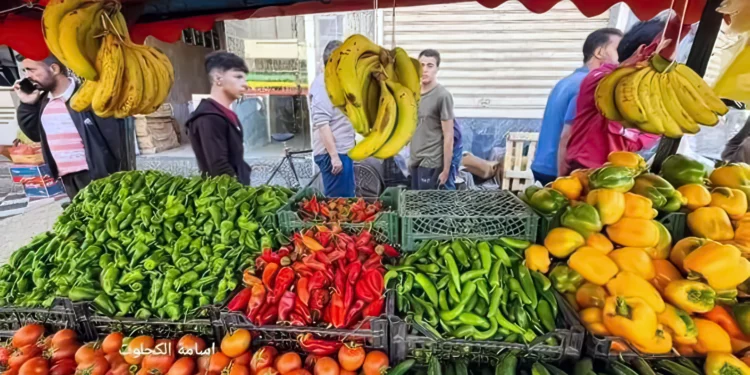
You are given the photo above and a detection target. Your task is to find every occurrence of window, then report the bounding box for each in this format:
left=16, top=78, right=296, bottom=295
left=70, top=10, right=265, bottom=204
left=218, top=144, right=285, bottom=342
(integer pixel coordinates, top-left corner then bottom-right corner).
left=314, top=15, right=344, bottom=74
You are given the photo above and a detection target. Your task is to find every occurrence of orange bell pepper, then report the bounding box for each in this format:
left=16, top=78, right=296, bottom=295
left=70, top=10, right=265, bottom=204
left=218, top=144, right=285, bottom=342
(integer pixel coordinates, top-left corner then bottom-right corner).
left=693, top=317, right=732, bottom=354
left=702, top=305, right=747, bottom=340
left=651, top=259, right=683, bottom=294
left=576, top=282, right=608, bottom=309
left=586, top=232, right=614, bottom=254
left=608, top=247, right=655, bottom=280
left=670, top=236, right=714, bottom=272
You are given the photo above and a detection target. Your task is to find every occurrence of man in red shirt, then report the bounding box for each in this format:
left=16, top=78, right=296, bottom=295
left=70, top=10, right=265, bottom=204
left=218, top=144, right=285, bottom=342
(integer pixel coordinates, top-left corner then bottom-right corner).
left=559, top=20, right=668, bottom=174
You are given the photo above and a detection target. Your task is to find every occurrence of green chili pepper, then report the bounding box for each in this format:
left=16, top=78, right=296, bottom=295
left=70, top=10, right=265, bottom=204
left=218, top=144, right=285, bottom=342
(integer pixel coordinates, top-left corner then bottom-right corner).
left=119, top=269, right=145, bottom=285
left=458, top=312, right=489, bottom=328
left=135, top=308, right=152, bottom=319
left=450, top=240, right=470, bottom=268
left=536, top=299, right=556, bottom=332
left=472, top=317, right=498, bottom=340
left=100, top=265, right=119, bottom=295
left=414, top=273, right=438, bottom=306
left=69, top=286, right=98, bottom=302
left=488, top=286, right=503, bottom=317
left=128, top=242, right=149, bottom=268
left=489, top=260, right=502, bottom=289
left=508, top=278, right=532, bottom=305
left=175, top=271, right=199, bottom=291
left=436, top=274, right=450, bottom=290
left=115, top=291, right=141, bottom=303
left=416, top=264, right=440, bottom=274
left=444, top=253, right=461, bottom=293
left=440, top=282, right=477, bottom=322
left=492, top=245, right=512, bottom=267
left=93, top=293, right=116, bottom=316
left=517, top=264, right=538, bottom=308
left=473, top=298, right=488, bottom=316
left=448, top=280, right=460, bottom=304
left=476, top=279, right=490, bottom=305
left=438, top=290, right=450, bottom=311
left=459, top=269, right=487, bottom=283
left=451, top=325, right=476, bottom=339
left=478, top=241, right=493, bottom=273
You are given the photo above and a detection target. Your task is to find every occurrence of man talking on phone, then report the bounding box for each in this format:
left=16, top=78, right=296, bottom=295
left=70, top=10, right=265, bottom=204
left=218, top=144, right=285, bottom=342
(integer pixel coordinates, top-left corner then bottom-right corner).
left=14, top=55, right=127, bottom=199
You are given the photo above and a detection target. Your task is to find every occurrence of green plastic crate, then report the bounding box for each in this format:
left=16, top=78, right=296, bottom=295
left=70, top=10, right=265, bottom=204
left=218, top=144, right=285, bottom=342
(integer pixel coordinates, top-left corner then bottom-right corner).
left=399, top=190, right=539, bottom=251
left=658, top=211, right=686, bottom=244
left=276, top=187, right=401, bottom=244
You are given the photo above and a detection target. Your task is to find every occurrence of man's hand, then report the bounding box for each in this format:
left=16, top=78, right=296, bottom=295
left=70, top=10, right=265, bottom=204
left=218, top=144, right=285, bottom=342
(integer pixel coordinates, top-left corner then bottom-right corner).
left=330, top=154, right=343, bottom=175
left=13, top=81, right=41, bottom=105
left=438, top=169, right=449, bottom=186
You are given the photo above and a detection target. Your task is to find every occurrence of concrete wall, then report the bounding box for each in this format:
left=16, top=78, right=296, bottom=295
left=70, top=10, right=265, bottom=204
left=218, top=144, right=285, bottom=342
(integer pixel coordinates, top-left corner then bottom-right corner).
left=145, top=37, right=211, bottom=143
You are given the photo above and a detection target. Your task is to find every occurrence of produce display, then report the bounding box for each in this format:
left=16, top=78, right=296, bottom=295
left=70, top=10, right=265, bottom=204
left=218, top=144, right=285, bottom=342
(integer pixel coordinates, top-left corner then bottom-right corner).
left=43, top=0, right=174, bottom=118
left=325, top=34, right=420, bottom=161
left=227, top=225, right=395, bottom=331
left=296, top=196, right=385, bottom=223
left=387, top=237, right=561, bottom=343
left=595, top=53, right=728, bottom=138
left=0, top=171, right=292, bottom=320
left=523, top=151, right=750, bottom=357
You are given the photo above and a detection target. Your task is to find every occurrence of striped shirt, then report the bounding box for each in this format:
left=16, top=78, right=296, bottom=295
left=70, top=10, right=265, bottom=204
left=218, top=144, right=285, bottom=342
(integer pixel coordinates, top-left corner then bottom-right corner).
left=40, top=78, right=89, bottom=176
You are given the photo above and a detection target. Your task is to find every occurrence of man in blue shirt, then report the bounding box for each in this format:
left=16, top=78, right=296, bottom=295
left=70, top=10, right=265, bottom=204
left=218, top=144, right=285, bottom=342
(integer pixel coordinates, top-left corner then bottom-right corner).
left=445, top=120, right=463, bottom=190
left=531, top=28, right=623, bottom=185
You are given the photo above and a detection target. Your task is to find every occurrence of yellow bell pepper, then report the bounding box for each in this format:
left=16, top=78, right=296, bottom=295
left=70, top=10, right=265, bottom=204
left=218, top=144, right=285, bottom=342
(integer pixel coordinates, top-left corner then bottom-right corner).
left=651, top=259, right=683, bottom=294
left=693, top=318, right=732, bottom=354
left=606, top=271, right=665, bottom=313
left=552, top=176, right=583, bottom=201
left=623, top=192, right=658, bottom=220
left=586, top=189, right=625, bottom=225
left=632, top=324, right=673, bottom=354
left=586, top=232, right=614, bottom=254
left=734, top=220, right=750, bottom=252
left=608, top=248, right=655, bottom=280
left=525, top=245, right=551, bottom=273
left=670, top=236, right=713, bottom=272
left=710, top=163, right=750, bottom=205
left=657, top=303, right=698, bottom=345
left=607, top=151, right=648, bottom=173
left=576, top=282, right=608, bottom=309
left=570, top=168, right=593, bottom=197
left=687, top=206, right=734, bottom=241
left=704, top=352, right=750, bottom=375
left=664, top=280, right=716, bottom=314
left=710, top=187, right=748, bottom=219
left=579, top=307, right=610, bottom=336
left=602, top=296, right=658, bottom=347
left=568, top=246, right=619, bottom=286
left=677, top=183, right=712, bottom=211
left=544, top=227, right=585, bottom=258
left=683, top=241, right=750, bottom=290
left=606, top=218, right=660, bottom=248
left=646, top=220, right=672, bottom=260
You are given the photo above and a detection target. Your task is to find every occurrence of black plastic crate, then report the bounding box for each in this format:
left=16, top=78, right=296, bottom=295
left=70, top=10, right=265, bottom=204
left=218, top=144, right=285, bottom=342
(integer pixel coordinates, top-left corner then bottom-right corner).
left=388, top=291, right=584, bottom=365
left=0, top=299, right=87, bottom=339
left=74, top=302, right=224, bottom=343
left=659, top=212, right=686, bottom=244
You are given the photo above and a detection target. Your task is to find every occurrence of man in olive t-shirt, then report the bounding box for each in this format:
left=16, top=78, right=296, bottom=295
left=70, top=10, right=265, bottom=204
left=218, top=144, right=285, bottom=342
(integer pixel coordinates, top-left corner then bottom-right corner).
left=410, top=49, right=455, bottom=190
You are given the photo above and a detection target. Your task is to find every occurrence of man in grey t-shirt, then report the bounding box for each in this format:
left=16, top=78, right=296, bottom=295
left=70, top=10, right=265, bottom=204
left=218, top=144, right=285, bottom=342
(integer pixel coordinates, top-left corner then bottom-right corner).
left=310, top=40, right=356, bottom=197
left=410, top=49, right=455, bottom=190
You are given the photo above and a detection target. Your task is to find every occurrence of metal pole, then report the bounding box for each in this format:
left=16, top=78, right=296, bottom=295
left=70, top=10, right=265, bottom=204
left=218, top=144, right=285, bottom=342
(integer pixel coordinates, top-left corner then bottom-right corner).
left=650, top=0, right=724, bottom=174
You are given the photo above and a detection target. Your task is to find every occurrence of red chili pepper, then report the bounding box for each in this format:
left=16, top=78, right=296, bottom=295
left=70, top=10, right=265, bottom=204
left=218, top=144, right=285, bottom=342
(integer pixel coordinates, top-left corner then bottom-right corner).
left=327, top=250, right=345, bottom=263
left=362, top=297, right=385, bottom=318
left=310, top=195, right=320, bottom=215
left=323, top=303, right=332, bottom=325
left=345, top=242, right=357, bottom=263
left=345, top=300, right=367, bottom=327
left=316, top=231, right=333, bottom=247
left=333, top=269, right=346, bottom=294
left=260, top=248, right=281, bottom=264
left=289, top=313, right=306, bottom=326
left=227, top=287, right=252, bottom=311
left=294, top=296, right=312, bottom=325
left=356, top=230, right=372, bottom=247
left=246, top=283, right=266, bottom=321
left=314, top=251, right=331, bottom=265
left=257, top=303, right=278, bottom=326
left=329, top=291, right=347, bottom=328
left=296, top=277, right=310, bottom=306
left=269, top=266, right=295, bottom=304
left=308, top=270, right=329, bottom=291
left=262, top=263, right=279, bottom=290
left=362, top=253, right=382, bottom=271
left=381, top=244, right=400, bottom=258
left=297, top=334, right=342, bottom=356
left=355, top=269, right=384, bottom=302
left=277, top=291, right=296, bottom=322
left=344, top=282, right=354, bottom=311
left=346, top=261, right=362, bottom=285
left=309, top=289, right=330, bottom=322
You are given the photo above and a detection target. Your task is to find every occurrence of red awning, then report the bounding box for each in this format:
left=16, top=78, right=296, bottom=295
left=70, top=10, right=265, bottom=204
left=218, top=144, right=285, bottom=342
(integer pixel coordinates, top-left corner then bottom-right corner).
left=0, top=0, right=708, bottom=60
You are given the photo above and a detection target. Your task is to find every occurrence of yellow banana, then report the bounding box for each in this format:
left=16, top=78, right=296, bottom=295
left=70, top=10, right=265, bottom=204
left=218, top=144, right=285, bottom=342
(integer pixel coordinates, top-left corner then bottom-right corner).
left=114, top=45, right=144, bottom=118
left=70, top=80, right=98, bottom=112
left=373, top=80, right=418, bottom=159
left=82, top=6, right=105, bottom=66
left=670, top=72, right=719, bottom=126
left=411, top=58, right=422, bottom=80
left=356, top=55, right=381, bottom=130
left=324, top=47, right=346, bottom=107
left=615, top=67, right=650, bottom=125
left=393, top=47, right=421, bottom=102
left=660, top=73, right=700, bottom=134
left=636, top=69, right=666, bottom=135
left=336, top=34, right=382, bottom=107
left=92, top=34, right=123, bottom=117
left=58, top=1, right=104, bottom=80
left=139, top=46, right=174, bottom=114
left=595, top=67, right=637, bottom=122
left=348, top=79, right=397, bottom=161
left=132, top=47, right=159, bottom=115
left=111, top=11, right=132, bottom=42
left=42, top=0, right=87, bottom=65
left=651, top=73, right=683, bottom=138
left=365, top=75, right=381, bottom=127
left=674, top=64, right=729, bottom=115
left=345, top=101, right=369, bottom=136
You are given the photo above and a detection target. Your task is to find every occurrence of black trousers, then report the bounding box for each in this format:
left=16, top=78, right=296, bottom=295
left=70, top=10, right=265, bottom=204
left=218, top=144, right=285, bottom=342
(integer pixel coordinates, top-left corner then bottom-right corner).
left=410, top=166, right=441, bottom=190
left=61, top=170, right=92, bottom=199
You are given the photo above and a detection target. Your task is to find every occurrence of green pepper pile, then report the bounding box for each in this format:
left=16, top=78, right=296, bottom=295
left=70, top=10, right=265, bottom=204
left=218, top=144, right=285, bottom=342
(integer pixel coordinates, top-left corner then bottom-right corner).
left=0, top=171, right=294, bottom=320
left=386, top=237, right=558, bottom=343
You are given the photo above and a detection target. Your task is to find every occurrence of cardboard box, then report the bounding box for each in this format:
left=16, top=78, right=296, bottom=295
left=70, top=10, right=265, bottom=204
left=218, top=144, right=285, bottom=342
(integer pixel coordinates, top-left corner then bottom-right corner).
left=10, top=164, right=52, bottom=183
left=23, top=179, right=66, bottom=199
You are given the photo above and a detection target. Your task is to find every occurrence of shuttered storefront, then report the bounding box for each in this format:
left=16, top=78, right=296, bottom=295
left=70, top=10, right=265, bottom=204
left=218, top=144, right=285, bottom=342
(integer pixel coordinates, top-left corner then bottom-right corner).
left=383, top=2, right=611, bottom=119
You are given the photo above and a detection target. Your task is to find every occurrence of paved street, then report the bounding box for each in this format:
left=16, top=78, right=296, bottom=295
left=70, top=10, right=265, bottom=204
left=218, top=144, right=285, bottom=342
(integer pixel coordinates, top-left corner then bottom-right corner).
left=0, top=200, right=63, bottom=262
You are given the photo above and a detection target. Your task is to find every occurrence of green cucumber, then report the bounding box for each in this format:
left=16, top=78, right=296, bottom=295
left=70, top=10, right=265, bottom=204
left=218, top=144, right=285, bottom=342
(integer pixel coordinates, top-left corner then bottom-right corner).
left=574, top=358, right=595, bottom=375
left=531, top=363, right=551, bottom=375
left=496, top=352, right=518, bottom=375
left=608, top=360, right=639, bottom=375
left=541, top=363, right=567, bottom=375
left=387, top=360, right=415, bottom=375
left=629, top=358, right=656, bottom=375
left=652, top=360, right=700, bottom=375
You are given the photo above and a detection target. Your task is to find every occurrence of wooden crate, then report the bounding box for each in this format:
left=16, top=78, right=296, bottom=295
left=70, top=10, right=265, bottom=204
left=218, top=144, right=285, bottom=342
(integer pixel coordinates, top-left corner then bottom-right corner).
left=501, top=132, right=539, bottom=192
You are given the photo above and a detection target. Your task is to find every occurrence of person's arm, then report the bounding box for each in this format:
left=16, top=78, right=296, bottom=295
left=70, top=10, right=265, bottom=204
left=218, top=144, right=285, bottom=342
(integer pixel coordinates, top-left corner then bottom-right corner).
left=438, top=90, right=456, bottom=186
left=723, top=116, right=750, bottom=162
left=13, top=82, right=43, bottom=143
left=194, top=116, right=236, bottom=177
left=557, top=94, right=578, bottom=175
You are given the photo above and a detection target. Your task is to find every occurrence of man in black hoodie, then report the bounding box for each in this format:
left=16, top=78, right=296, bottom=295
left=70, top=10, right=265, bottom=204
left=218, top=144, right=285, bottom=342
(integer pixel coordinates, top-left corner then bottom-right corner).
left=187, top=51, right=251, bottom=184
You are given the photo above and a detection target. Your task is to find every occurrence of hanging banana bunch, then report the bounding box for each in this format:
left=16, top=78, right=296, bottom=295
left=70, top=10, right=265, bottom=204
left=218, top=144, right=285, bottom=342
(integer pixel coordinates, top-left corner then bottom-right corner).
left=325, top=34, right=421, bottom=161
left=595, top=54, right=729, bottom=139
left=43, top=0, right=174, bottom=119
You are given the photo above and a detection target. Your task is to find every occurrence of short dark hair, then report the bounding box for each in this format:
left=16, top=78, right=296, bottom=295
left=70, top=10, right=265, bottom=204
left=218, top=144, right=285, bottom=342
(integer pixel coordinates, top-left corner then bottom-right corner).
left=419, top=49, right=441, bottom=67
left=582, top=28, right=623, bottom=63
left=618, top=19, right=667, bottom=62
left=323, top=40, right=342, bottom=66
left=16, top=54, right=68, bottom=75
left=205, top=51, right=249, bottom=75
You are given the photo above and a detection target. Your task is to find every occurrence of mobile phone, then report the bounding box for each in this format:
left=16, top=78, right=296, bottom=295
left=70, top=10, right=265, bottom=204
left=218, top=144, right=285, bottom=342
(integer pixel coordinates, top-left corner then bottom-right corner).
left=17, top=78, right=37, bottom=94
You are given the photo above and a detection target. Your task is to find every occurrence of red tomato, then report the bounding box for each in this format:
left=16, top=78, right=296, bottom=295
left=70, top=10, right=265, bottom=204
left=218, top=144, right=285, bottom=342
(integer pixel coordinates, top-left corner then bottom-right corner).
left=18, top=357, right=48, bottom=375
left=103, top=353, right=125, bottom=367
left=207, top=353, right=230, bottom=374
left=142, top=353, right=175, bottom=375
left=285, top=370, right=312, bottom=375
left=233, top=352, right=251, bottom=366
left=176, top=336, right=205, bottom=356
left=12, top=325, right=44, bottom=349
left=75, top=357, right=109, bottom=375
left=227, top=364, right=249, bottom=375
left=167, top=357, right=195, bottom=375
left=249, top=347, right=276, bottom=374
left=50, top=330, right=76, bottom=348
left=337, top=346, right=365, bottom=372
left=220, top=330, right=251, bottom=358
left=339, top=371, right=356, bottom=375
left=101, top=333, right=123, bottom=355
left=274, top=353, right=301, bottom=375
left=255, top=368, right=279, bottom=375
left=0, top=346, right=11, bottom=366
left=303, top=355, right=319, bottom=371
left=106, top=363, right=129, bottom=375
left=361, top=351, right=388, bottom=375
left=313, top=358, right=338, bottom=375
left=196, top=356, right=209, bottom=375
left=9, top=345, right=42, bottom=370
left=123, top=336, right=154, bottom=365
left=75, top=343, right=104, bottom=365
left=49, top=359, right=76, bottom=375
left=50, top=340, right=80, bottom=362
left=1, top=369, right=18, bottom=375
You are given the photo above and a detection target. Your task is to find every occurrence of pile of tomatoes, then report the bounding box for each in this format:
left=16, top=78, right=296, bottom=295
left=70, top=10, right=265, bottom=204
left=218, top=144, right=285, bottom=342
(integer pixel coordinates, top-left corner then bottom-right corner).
left=0, top=324, right=82, bottom=375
